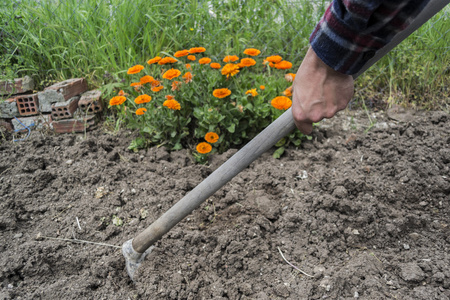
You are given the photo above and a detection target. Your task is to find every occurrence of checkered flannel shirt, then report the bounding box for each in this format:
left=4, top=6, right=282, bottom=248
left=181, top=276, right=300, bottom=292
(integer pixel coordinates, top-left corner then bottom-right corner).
left=310, top=0, right=430, bottom=75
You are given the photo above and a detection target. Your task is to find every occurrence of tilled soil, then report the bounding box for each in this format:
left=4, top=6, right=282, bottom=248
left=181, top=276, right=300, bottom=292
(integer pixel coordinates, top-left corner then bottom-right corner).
left=0, top=109, right=449, bottom=299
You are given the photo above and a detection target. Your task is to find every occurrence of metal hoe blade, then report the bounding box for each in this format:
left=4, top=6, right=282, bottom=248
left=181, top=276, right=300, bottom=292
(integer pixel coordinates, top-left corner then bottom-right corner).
left=122, top=239, right=154, bottom=281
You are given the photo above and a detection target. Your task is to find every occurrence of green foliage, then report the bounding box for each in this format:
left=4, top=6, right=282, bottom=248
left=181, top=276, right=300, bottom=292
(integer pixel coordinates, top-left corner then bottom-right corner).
left=111, top=50, right=302, bottom=161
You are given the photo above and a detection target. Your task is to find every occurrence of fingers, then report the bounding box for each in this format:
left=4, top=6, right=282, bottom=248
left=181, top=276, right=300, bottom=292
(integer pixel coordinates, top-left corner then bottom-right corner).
left=295, top=120, right=313, bottom=135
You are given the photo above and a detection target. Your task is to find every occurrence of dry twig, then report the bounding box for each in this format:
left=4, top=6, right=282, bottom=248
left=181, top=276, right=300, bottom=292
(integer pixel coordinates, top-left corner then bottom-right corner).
left=277, top=247, right=314, bottom=278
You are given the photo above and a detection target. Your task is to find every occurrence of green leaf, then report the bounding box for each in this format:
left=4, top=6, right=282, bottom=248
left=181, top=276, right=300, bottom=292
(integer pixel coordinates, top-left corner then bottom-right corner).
left=275, top=138, right=286, bottom=147
left=273, top=147, right=285, bottom=159
left=227, top=123, right=236, bottom=133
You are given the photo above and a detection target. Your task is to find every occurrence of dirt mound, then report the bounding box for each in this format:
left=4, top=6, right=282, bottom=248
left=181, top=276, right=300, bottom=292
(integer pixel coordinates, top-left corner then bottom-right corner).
left=0, top=109, right=449, bottom=299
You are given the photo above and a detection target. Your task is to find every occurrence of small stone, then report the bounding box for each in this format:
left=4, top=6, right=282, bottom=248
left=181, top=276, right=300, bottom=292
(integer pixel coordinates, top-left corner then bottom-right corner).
left=403, top=244, right=410, bottom=250
left=14, top=233, right=23, bottom=238
left=131, top=188, right=136, bottom=194
left=314, top=266, right=326, bottom=278
left=273, top=283, right=290, bottom=297
left=35, top=232, right=43, bottom=240
left=354, top=291, right=359, bottom=298
left=320, top=276, right=332, bottom=291
left=409, top=232, right=421, bottom=241
left=66, top=159, right=73, bottom=165
left=432, top=272, right=445, bottom=283
left=332, top=186, right=348, bottom=199
left=400, top=263, right=425, bottom=283
left=128, top=218, right=139, bottom=227
left=419, top=201, right=428, bottom=207
left=352, top=229, right=360, bottom=235
left=8, top=284, right=13, bottom=289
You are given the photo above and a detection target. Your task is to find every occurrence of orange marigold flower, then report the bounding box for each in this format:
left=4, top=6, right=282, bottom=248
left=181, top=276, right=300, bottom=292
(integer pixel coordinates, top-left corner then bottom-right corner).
left=151, top=80, right=161, bottom=88
left=118, top=90, right=127, bottom=96
left=243, top=48, right=261, bottom=56
left=162, top=68, right=182, bottom=80
left=240, top=58, right=256, bottom=67
left=182, top=72, right=193, bottom=83
left=185, top=63, right=191, bottom=69
left=189, top=47, right=206, bottom=54
left=109, top=96, right=126, bottom=106
left=260, top=85, right=265, bottom=90
left=134, top=94, right=152, bottom=104
left=205, top=132, right=219, bottom=144
left=174, top=50, right=189, bottom=57
left=147, top=56, right=162, bottom=65
left=223, top=55, right=239, bottom=63
left=163, top=99, right=181, bottom=110
left=274, top=60, right=293, bottom=70
left=285, top=73, right=296, bottom=82
left=196, top=142, right=212, bottom=154
left=152, top=85, right=164, bottom=92
left=198, top=57, right=212, bottom=65
left=210, top=62, right=221, bottom=69
left=271, top=96, right=292, bottom=110
left=130, top=82, right=143, bottom=91
left=265, top=55, right=283, bottom=63
left=158, top=57, right=178, bottom=65
left=172, top=81, right=182, bottom=91
left=165, top=95, right=175, bottom=100
left=135, top=108, right=147, bottom=115
left=127, top=64, right=144, bottom=75
left=283, top=86, right=293, bottom=97
left=245, top=89, right=258, bottom=97
left=187, top=55, right=196, bottom=61
left=213, top=88, right=231, bottom=98
left=140, top=75, right=155, bottom=84
left=221, top=63, right=240, bottom=78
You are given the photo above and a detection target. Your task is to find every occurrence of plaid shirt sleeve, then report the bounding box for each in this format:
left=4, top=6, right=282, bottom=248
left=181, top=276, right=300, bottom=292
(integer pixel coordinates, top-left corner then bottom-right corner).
left=310, top=0, right=430, bottom=75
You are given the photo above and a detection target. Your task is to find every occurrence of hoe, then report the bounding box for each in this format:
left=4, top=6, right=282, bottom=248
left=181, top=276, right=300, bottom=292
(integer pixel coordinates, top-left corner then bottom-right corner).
left=122, top=0, right=449, bottom=280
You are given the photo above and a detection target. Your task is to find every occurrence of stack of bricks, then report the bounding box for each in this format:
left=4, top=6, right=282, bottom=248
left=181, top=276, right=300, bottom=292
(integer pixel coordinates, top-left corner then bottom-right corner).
left=0, top=77, right=104, bottom=134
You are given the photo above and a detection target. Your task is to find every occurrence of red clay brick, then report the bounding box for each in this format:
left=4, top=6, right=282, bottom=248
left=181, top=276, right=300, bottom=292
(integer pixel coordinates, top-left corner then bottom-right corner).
left=0, top=76, right=34, bottom=96
left=79, top=90, right=103, bottom=114
left=52, top=115, right=96, bottom=133
left=44, top=78, right=88, bottom=101
left=51, top=96, right=79, bottom=120
left=15, top=94, right=39, bottom=116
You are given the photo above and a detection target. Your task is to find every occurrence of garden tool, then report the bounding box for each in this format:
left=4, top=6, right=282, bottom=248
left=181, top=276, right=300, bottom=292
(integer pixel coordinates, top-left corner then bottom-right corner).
left=122, top=0, right=449, bottom=281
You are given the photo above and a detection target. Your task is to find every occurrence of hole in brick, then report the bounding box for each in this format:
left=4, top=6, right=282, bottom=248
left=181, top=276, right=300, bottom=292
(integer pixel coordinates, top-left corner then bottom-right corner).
left=80, top=104, right=86, bottom=109
left=26, top=108, right=31, bottom=112
left=65, top=112, right=70, bottom=116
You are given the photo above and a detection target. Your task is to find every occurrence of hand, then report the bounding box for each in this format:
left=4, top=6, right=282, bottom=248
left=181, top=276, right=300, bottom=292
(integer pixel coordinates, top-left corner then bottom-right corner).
left=292, top=47, right=354, bottom=135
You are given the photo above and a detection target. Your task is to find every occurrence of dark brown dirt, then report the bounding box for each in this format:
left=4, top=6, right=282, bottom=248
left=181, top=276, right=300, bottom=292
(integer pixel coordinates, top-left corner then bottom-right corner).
left=0, top=109, right=449, bottom=299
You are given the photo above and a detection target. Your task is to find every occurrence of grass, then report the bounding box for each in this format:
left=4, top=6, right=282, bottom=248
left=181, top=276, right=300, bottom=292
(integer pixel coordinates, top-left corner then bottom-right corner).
left=0, top=0, right=448, bottom=110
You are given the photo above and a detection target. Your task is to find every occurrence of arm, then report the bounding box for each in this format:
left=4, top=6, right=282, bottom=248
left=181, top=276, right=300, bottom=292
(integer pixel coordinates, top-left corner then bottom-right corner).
left=292, top=0, right=430, bottom=134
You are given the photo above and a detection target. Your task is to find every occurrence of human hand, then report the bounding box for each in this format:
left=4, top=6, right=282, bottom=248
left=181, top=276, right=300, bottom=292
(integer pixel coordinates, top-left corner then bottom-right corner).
left=292, top=47, right=354, bottom=135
